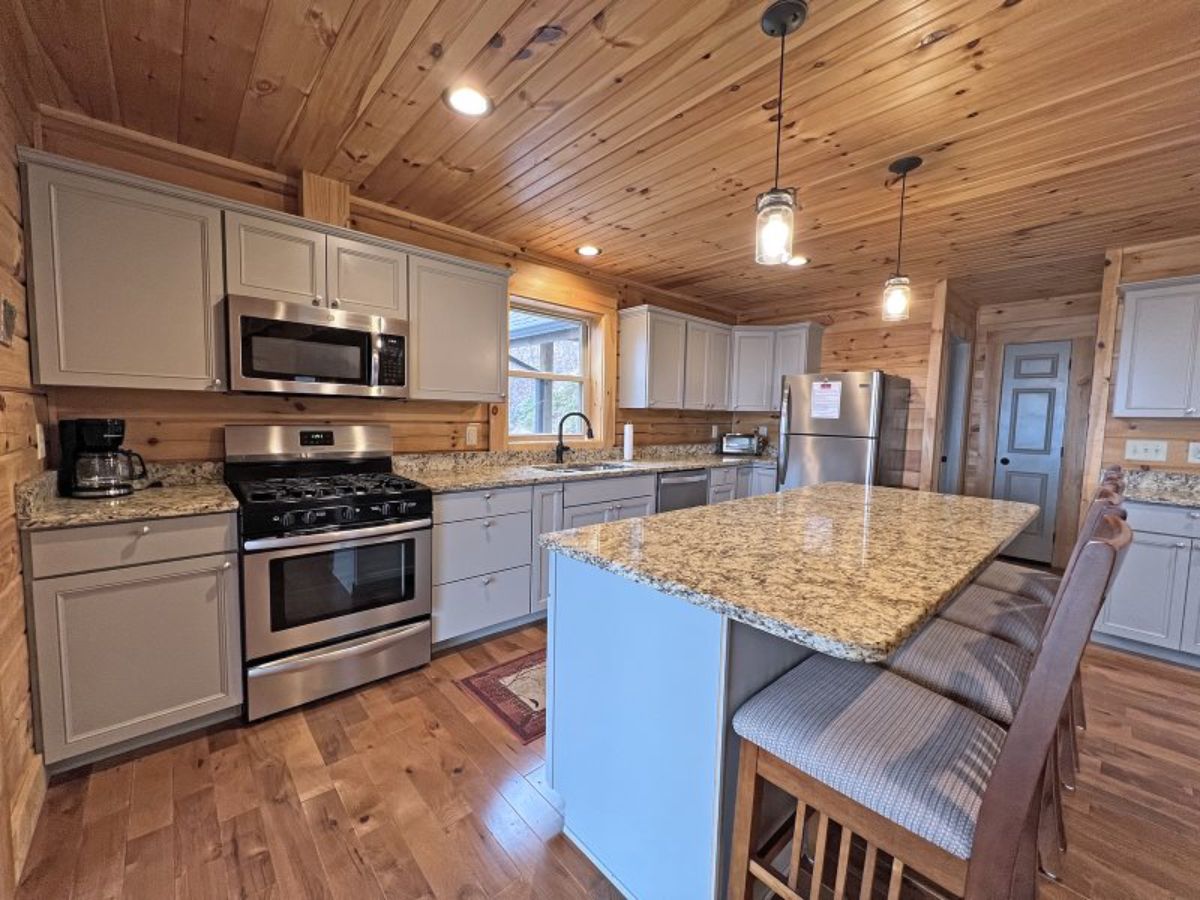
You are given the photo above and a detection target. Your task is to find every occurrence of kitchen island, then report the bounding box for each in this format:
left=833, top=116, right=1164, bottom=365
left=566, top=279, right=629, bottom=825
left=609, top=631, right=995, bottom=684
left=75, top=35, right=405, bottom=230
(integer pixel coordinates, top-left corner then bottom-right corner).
left=542, top=482, right=1036, bottom=900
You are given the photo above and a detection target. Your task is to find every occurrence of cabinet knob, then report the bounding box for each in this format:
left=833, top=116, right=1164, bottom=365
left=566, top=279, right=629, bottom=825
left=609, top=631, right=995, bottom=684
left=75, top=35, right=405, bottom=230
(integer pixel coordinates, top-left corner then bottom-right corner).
left=139, top=525, right=151, bottom=535
left=311, top=298, right=321, bottom=306
left=483, top=493, right=493, bottom=500
left=1176, top=542, right=1189, bottom=549
left=482, top=575, right=494, bottom=586
left=482, top=519, right=493, bottom=528
left=222, top=561, right=233, bottom=570
left=211, top=378, right=222, bottom=389
left=1189, top=511, right=1200, bottom=519
left=1188, top=408, right=1197, bottom=415
left=330, top=299, right=340, bottom=308
left=614, top=503, right=623, bottom=511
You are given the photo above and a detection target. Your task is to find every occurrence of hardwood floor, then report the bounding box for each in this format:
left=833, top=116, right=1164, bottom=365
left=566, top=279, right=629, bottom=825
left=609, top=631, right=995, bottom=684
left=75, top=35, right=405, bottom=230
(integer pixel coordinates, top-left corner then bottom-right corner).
left=13, top=629, right=1200, bottom=899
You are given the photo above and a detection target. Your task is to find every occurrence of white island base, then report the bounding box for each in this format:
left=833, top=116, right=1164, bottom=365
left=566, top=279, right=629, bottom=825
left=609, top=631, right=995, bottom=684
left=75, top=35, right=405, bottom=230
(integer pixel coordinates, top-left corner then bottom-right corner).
left=547, top=554, right=811, bottom=900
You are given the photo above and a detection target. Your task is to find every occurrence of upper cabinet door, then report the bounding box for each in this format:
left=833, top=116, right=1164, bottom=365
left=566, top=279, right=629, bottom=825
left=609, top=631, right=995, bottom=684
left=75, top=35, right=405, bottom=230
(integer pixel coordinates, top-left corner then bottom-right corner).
left=1112, top=283, right=1200, bottom=417
left=683, top=321, right=709, bottom=410
left=646, top=311, right=687, bottom=408
left=706, top=327, right=731, bottom=410
left=25, top=165, right=224, bottom=391
left=224, top=211, right=326, bottom=306
left=409, top=256, right=508, bottom=401
left=730, top=329, right=776, bottom=411
left=327, top=235, right=408, bottom=317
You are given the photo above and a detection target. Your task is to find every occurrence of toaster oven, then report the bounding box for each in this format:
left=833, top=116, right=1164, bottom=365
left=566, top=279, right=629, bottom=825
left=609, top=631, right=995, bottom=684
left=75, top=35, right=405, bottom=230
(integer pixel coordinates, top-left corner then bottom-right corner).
left=720, top=433, right=765, bottom=456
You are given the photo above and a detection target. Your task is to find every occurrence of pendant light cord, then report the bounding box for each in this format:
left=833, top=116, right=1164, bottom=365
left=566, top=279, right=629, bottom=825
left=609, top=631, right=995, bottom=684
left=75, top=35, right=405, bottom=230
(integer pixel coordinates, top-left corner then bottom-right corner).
left=895, top=170, right=907, bottom=277
left=773, top=30, right=786, bottom=189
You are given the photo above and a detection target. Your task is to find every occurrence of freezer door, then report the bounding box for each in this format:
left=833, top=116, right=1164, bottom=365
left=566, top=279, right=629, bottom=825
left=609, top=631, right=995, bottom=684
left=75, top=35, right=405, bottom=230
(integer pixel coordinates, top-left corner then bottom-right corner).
left=781, top=372, right=882, bottom=438
left=778, top=435, right=878, bottom=490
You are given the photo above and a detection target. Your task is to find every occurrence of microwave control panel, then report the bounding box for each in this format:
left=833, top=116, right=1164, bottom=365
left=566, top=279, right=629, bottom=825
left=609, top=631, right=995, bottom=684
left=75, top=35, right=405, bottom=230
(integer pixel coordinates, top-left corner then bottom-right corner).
left=378, top=335, right=406, bottom=386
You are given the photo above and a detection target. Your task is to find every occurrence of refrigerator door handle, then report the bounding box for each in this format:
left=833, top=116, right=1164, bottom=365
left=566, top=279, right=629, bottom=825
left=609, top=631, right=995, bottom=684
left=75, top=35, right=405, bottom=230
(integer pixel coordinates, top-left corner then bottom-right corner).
left=778, top=383, right=791, bottom=488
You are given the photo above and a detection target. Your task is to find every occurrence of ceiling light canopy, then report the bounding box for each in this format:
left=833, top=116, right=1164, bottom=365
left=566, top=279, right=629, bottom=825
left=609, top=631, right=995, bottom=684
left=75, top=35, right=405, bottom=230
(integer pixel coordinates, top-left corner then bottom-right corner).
left=881, top=155, right=922, bottom=322
left=444, top=86, right=493, bottom=117
left=576, top=245, right=602, bottom=258
left=786, top=254, right=809, bottom=267
left=755, top=1, right=808, bottom=266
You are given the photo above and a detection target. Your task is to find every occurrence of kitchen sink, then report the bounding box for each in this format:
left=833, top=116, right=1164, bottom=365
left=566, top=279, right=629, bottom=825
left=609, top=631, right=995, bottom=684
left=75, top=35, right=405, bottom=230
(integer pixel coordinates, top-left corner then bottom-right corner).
left=532, top=462, right=635, bottom=473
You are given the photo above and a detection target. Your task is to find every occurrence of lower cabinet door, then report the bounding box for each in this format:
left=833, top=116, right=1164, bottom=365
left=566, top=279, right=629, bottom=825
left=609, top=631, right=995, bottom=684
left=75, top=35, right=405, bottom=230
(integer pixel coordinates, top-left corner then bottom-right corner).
left=708, top=483, right=736, bottom=504
left=751, top=467, right=778, bottom=496
left=1096, top=532, right=1190, bottom=649
left=736, top=467, right=752, bottom=499
left=563, top=501, right=612, bottom=529
left=433, top=566, right=532, bottom=643
left=531, top=484, right=564, bottom=613
left=612, top=495, right=655, bottom=520
left=33, top=553, right=242, bottom=764
left=1181, top=544, right=1200, bottom=655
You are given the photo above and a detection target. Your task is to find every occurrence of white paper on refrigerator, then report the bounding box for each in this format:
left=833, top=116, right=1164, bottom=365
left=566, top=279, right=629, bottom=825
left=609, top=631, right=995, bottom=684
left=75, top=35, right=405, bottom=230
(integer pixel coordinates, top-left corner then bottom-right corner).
left=811, top=380, right=842, bottom=419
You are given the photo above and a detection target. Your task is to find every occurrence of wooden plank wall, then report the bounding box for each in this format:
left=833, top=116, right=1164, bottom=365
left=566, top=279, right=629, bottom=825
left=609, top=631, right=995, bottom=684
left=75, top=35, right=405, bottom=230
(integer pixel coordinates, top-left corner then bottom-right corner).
left=1104, top=235, right=1200, bottom=472
left=743, top=288, right=936, bottom=489
left=33, top=111, right=737, bottom=462
left=0, top=12, right=49, bottom=891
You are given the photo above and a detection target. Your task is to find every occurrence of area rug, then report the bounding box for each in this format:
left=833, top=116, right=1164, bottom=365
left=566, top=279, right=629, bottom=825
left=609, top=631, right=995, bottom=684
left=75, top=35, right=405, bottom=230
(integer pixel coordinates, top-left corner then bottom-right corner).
left=458, top=649, right=546, bottom=743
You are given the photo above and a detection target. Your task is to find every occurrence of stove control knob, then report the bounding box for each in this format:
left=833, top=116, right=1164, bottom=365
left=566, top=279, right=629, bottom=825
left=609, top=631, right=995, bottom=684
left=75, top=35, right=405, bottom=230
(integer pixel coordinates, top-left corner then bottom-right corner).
left=297, top=510, right=317, bottom=527
left=340, top=507, right=356, bottom=523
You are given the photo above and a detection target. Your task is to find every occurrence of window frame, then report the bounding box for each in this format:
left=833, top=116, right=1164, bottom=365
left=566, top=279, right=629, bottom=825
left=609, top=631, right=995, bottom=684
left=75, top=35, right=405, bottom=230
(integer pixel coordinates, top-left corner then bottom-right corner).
left=506, top=297, right=602, bottom=446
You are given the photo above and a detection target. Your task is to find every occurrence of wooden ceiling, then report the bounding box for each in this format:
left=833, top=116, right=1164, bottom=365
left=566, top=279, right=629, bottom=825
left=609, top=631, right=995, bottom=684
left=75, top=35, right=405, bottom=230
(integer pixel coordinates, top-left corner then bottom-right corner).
left=10, top=0, right=1200, bottom=317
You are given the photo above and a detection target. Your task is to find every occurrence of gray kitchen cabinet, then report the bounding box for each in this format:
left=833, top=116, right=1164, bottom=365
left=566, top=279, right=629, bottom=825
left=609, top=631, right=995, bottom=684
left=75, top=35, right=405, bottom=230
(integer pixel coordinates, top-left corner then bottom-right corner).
left=751, top=465, right=778, bottom=496
left=24, top=163, right=225, bottom=391
left=612, top=495, right=656, bottom=520
left=562, top=500, right=611, bottom=529
left=735, top=466, right=753, bottom=499
left=27, top=520, right=242, bottom=766
left=684, top=321, right=731, bottom=411
left=619, top=306, right=688, bottom=409
left=1112, top=280, right=1200, bottom=418
left=326, top=235, right=409, bottom=317
left=531, top=483, right=564, bottom=613
left=1095, top=530, right=1190, bottom=649
left=1183, top=544, right=1200, bottom=655
left=224, top=211, right=327, bottom=306
left=409, top=255, right=509, bottom=401
left=730, top=328, right=776, bottom=411
left=708, top=466, right=737, bottom=504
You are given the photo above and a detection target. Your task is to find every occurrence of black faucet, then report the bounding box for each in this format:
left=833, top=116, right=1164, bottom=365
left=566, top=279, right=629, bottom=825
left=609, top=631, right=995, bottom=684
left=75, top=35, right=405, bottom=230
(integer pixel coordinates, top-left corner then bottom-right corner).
left=555, top=412, right=595, bottom=464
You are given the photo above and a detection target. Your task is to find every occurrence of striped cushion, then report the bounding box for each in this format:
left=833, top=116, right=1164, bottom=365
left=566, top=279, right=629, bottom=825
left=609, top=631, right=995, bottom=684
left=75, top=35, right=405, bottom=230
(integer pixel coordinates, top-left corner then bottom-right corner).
left=975, top=560, right=1060, bottom=606
left=940, top=584, right=1050, bottom=652
left=884, top=619, right=1033, bottom=726
left=733, top=655, right=1006, bottom=859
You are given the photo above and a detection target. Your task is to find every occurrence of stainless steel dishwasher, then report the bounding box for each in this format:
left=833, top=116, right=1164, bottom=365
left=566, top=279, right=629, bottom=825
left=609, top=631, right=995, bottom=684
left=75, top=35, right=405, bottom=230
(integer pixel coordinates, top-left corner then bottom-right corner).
left=656, top=469, right=709, bottom=511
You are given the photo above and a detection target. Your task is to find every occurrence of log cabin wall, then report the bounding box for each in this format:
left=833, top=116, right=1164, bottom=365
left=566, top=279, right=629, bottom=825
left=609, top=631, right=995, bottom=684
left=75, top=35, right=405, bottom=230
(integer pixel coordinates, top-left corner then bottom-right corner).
left=1102, top=235, right=1200, bottom=472
left=0, top=30, right=50, bottom=895
left=33, top=110, right=739, bottom=463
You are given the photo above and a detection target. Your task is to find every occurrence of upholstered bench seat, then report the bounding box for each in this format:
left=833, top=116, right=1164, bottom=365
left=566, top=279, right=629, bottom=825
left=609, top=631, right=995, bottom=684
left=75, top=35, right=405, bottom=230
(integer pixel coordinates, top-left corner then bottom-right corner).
left=732, top=654, right=1006, bottom=860
left=939, top=583, right=1050, bottom=653
left=884, top=618, right=1033, bottom=725
left=975, top=560, right=1059, bottom=606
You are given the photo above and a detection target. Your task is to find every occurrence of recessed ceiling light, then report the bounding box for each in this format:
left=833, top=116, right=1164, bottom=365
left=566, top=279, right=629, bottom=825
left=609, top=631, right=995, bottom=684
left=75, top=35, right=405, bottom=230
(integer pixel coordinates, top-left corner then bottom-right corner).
left=444, top=86, right=493, bottom=117
left=786, top=255, right=810, bottom=267
left=576, top=245, right=602, bottom=257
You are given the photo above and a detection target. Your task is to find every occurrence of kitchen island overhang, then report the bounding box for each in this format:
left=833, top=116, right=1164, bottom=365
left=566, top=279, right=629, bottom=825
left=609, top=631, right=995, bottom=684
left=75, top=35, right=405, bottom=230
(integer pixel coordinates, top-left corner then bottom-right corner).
left=541, top=483, right=1037, bottom=900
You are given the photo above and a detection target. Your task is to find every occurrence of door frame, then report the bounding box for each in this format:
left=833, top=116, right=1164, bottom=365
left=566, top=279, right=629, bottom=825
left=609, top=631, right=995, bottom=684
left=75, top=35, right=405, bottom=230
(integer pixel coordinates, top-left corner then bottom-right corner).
left=973, top=322, right=1095, bottom=570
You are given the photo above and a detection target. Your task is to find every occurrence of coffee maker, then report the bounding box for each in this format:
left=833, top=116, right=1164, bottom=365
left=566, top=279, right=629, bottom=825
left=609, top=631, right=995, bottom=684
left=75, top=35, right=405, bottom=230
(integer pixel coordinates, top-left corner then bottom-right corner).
left=58, top=419, right=147, bottom=498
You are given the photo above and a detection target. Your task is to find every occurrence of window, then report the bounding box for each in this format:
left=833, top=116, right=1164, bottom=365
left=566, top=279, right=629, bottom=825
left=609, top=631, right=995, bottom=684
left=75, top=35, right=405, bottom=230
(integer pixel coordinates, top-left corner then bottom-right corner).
left=508, top=303, right=592, bottom=439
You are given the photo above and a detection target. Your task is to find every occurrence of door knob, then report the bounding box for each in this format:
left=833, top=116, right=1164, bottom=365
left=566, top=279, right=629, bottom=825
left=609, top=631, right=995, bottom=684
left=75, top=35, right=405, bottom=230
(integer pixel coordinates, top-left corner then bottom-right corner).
left=1000, top=457, right=1011, bottom=466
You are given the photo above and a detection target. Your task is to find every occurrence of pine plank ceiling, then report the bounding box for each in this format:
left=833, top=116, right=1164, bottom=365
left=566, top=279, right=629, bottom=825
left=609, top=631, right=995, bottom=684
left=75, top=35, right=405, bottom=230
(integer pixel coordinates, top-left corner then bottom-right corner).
left=12, top=0, right=1200, bottom=315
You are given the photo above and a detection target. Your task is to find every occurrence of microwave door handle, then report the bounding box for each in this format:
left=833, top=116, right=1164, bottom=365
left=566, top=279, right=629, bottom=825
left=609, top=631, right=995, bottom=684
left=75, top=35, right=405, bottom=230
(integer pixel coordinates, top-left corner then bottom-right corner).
left=371, top=334, right=382, bottom=388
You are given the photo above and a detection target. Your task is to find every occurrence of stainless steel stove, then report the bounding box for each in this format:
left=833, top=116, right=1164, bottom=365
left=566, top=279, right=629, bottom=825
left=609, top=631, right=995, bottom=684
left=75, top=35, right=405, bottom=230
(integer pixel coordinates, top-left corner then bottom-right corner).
left=224, top=424, right=432, bottom=720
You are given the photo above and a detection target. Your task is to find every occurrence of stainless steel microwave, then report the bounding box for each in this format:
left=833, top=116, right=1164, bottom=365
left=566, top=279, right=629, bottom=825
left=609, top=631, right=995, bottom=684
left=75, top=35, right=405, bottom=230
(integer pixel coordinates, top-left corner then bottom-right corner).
left=227, top=295, right=407, bottom=399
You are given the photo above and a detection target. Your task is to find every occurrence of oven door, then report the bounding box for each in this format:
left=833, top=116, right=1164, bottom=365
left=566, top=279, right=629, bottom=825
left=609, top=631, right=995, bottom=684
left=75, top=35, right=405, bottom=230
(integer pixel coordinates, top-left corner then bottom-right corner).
left=227, top=295, right=407, bottom=398
left=242, top=519, right=431, bottom=661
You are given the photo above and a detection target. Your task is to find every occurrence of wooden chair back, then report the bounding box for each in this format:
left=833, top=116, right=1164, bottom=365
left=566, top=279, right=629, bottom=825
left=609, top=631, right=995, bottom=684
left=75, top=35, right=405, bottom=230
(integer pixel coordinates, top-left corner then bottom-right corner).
left=965, top=512, right=1133, bottom=899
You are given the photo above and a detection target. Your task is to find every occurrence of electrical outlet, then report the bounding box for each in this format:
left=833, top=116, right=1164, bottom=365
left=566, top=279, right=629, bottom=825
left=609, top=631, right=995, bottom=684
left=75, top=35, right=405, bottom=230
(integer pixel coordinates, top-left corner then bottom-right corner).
left=757, top=425, right=769, bottom=437
left=35, top=424, right=46, bottom=460
left=1124, top=439, right=1168, bottom=462
left=1188, top=442, right=1200, bottom=465
left=465, top=424, right=479, bottom=448
left=710, top=425, right=719, bottom=438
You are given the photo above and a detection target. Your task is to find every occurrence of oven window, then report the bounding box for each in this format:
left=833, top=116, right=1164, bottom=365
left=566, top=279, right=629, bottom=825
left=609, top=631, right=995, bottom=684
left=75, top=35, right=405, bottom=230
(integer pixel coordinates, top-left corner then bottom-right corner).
left=269, top=539, right=415, bottom=631
left=240, top=315, right=370, bottom=384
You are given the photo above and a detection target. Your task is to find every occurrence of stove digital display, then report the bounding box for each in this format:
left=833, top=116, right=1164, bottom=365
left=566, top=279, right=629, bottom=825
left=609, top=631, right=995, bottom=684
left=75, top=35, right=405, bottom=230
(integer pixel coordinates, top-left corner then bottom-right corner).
left=299, top=430, right=335, bottom=447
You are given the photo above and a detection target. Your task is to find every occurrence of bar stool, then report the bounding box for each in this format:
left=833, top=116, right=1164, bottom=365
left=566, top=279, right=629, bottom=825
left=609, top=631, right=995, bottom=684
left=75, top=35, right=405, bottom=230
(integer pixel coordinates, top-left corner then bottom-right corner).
left=727, top=513, right=1130, bottom=900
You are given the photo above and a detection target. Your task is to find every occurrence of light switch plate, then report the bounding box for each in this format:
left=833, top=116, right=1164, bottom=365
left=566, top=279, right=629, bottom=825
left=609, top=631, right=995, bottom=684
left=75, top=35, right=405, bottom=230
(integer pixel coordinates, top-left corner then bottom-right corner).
left=757, top=425, right=769, bottom=437
left=35, top=424, right=46, bottom=460
left=710, top=425, right=720, bottom=439
left=1188, top=442, right=1200, bottom=464
left=465, top=424, right=479, bottom=448
left=1125, top=439, right=1168, bottom=462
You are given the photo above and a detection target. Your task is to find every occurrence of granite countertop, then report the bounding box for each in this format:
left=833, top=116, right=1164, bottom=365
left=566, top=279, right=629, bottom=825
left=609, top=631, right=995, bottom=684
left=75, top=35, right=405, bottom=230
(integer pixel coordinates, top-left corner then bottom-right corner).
left=541, top=482, right=1038, bottom=662
left=394, top=454, right=772, bottom=494
left=17, top=467, right=237, bottom=531
left=1123, top=470, right=1200, bottom=509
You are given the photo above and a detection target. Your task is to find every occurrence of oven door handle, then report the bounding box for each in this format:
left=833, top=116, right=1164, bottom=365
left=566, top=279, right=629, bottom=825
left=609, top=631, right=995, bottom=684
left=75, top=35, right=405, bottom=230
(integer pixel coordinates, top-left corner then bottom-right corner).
left=247, top=621, right=429, bottom=677
left=243, top=517, right=432, bottom=551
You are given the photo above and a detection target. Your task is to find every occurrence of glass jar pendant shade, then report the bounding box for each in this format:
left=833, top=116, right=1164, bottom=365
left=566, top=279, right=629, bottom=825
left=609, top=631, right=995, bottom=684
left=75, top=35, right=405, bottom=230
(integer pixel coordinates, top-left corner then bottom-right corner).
left=754, top=2, right=808, bottom=266
left=756, top=189, right=796, bottom=265
left=881, top=155, right=922, bottom=321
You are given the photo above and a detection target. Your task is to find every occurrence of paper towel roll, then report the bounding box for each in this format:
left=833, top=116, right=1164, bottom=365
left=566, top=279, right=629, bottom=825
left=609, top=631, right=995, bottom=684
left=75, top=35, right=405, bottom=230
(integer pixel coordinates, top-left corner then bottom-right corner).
left=623, top=422, right=634, bottom=461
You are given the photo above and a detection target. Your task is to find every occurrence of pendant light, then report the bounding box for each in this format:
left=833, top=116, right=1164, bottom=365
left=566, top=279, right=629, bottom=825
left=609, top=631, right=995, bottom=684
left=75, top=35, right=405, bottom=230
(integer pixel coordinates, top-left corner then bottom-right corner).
left=755, top=1, right=808, bottom=266
left=882, top=155, right=922, bottom=321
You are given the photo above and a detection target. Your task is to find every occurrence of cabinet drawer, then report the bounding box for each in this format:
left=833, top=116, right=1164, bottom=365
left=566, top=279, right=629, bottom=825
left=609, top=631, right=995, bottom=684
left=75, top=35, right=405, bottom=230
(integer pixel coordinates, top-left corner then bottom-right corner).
left=28, top=513, right=237, bottom=579
left=434, top=487, right=533, bottom=524
left=708, top=466, right=737, bottom=488
left=433, top=565, right=531, bottom=643
left=1124, top=502, right=1200, bottom=539
left=432, top=512, right=532, bottom=584
left=563, top=475, right=657, bottom=508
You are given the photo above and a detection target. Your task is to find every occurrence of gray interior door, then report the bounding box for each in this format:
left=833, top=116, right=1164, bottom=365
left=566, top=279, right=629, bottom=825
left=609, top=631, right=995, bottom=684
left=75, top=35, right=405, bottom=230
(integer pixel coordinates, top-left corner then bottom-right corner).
left=991, top=340, right=1072, bottom=563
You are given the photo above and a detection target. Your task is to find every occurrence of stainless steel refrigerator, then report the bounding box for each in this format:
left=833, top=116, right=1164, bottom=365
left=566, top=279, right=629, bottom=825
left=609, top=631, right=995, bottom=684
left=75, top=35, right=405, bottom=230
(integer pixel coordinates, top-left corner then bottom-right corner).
left=777, top=371, right=910, bottom=490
